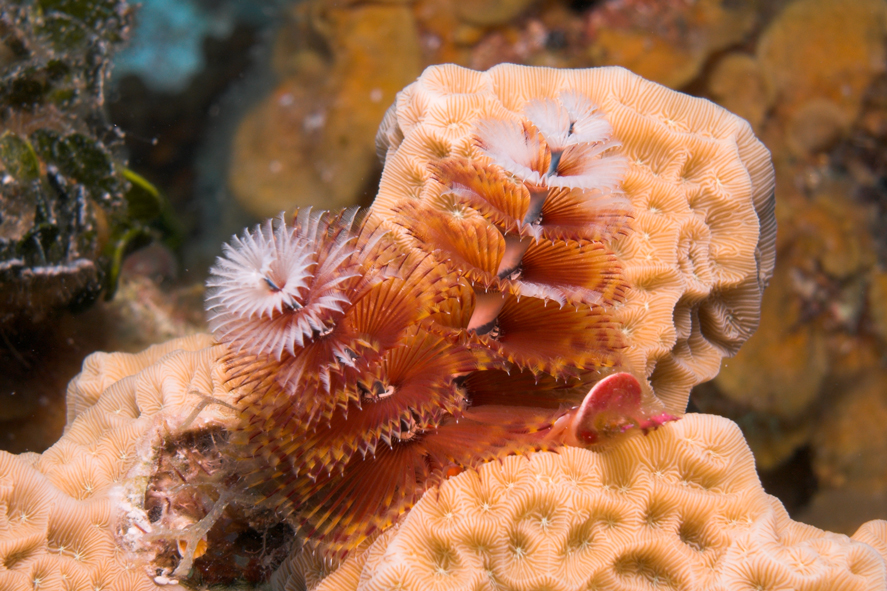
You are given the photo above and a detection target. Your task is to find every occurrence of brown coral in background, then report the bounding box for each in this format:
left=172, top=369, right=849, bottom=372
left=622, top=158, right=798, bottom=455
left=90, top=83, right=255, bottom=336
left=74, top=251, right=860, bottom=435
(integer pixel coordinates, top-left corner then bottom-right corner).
left=228, top=2, right=422, bottom=219
left=225, top=0, right=770, bottom=221
left=586, top=0, right=761, bottom=89
left=757, top=0, right=887, bottom=156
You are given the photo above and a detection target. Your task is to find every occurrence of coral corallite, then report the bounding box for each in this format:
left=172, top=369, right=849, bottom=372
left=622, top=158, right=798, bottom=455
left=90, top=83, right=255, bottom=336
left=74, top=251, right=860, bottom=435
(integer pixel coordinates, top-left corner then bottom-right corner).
left=205, top=64, right=776, bottom=556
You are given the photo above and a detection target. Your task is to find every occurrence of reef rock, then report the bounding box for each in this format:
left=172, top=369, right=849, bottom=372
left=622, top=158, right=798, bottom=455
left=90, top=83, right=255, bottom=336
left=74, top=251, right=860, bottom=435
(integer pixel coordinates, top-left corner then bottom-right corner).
left=707, top=53, right=771, bottom=132
left=813, top=369, right=887, bottom=494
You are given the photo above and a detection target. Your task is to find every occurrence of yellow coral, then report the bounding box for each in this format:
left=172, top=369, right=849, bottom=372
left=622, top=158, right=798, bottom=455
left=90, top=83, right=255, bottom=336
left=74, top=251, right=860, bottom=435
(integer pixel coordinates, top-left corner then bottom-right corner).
left=757, top=0, right=887, bottom=154
left=587, top=0, right=760, bottom=89
left=707, top=53, right=771, bottom=131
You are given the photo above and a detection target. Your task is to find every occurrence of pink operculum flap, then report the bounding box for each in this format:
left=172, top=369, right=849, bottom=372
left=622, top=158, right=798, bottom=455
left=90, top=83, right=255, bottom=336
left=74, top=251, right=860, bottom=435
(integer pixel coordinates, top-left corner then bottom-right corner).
left=554, top=372, right=679, bottom=446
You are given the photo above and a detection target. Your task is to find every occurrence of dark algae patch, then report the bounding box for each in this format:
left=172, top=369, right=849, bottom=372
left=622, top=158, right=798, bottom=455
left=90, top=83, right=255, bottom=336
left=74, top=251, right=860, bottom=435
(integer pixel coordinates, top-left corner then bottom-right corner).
left=0, top=0, right=177, bottom=329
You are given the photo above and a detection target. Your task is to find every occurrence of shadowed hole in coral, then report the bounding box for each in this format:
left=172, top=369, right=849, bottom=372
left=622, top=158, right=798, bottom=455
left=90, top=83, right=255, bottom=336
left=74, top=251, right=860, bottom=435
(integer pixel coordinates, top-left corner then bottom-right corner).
left=595, top=508, right=623, bottom=532
left=462, top=528, right=496, bottom=556
left=672, top=303, right=693, bottom=342
left=599, top=458, right=640, bottom=494
left=419, top=537, right=462, bottom=577
left=678, top=517, right=715, bottom=553
left=648, top=360, right=675, bottom=396
left=844, top=542, right=884, bottom=578
left=3, top=540, right=42, bottom=570
left=191, top=519, right=294, bottom=586
left=643, top=495, right=676, bottom=530
left=514, top=492, right=559, bottom=533
left=677, top=463, right=722, bottom=492
left=679, top=151, right=722, bottom=188
left=400, top=166, right=428, bottom=200
left=613, top=549, right=678, bottom=588
left=425, top=135, right=452, bottom=160
left=568, top=0, right=601, bottom=13
left=504, top=527, right=535, bottom=562
left=561, top=516, right=596, bottom=556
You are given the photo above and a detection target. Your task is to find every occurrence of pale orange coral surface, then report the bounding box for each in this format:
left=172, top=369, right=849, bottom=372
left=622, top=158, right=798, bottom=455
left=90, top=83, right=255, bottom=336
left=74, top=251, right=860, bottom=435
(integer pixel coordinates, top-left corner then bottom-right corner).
left=372, top=63, right=776, bottom=414
left=281, top=414, right=887, bottom=591
left=0, top=335, right=233, bottom=591
left=3, top=336, right=887, bottom=591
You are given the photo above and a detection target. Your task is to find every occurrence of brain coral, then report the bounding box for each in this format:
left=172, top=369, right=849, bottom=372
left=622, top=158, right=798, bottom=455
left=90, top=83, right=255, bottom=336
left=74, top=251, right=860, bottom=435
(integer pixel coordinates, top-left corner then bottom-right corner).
left=373, top=63, right=776, bottom=413
left=281, top=414, right=887, bottom=591
left=4, top=344, right=887, bottom=590
left=0, top=335, right=234, bottom=591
